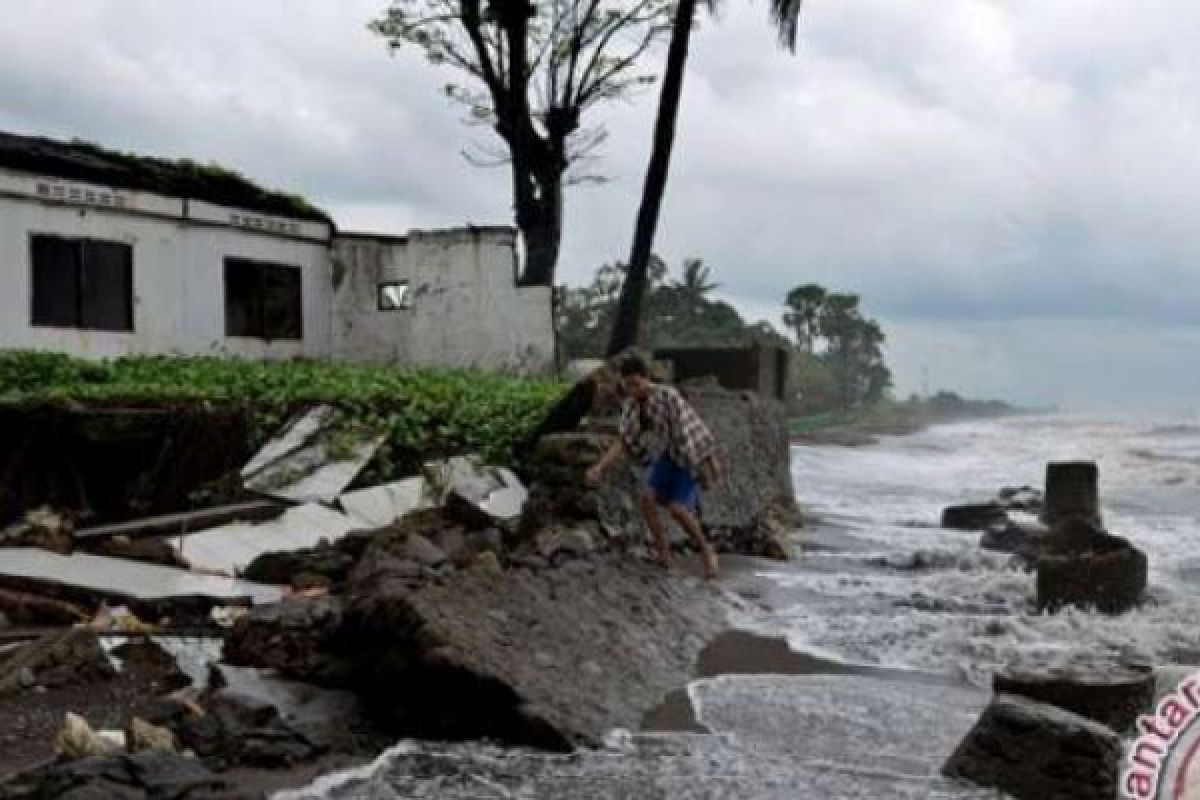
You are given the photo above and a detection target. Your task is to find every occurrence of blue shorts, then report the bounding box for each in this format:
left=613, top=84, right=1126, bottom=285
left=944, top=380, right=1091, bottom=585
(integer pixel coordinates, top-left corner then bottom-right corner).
left=645, top=455, right=699, bottom=509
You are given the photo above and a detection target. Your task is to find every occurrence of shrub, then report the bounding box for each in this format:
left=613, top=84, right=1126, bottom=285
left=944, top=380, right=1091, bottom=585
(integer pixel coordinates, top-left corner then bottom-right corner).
left=0, top=352, right=565, bottom=473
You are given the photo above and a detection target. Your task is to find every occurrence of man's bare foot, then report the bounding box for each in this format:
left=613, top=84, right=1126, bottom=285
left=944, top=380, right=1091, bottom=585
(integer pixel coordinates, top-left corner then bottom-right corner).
left=702, top=548, right=720, bottom=580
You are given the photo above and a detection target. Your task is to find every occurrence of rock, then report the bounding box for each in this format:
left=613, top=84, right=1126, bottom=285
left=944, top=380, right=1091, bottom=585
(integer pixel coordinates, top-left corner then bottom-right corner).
left=0, top=507, right=74, bottom=554
left=997, top=485, right=1043, bottom=513
left=942, top=693, right=1121, bottom=800
left=206, top=664, right=376, bottom=759
left=17, top=666, right=35, bottom=689
left=536, top=526, right=596, bottom=560
left=110, top=637, right=192, bottom=692
left=992, top=663, right=1155, bottom=732
left=332, top=554, right=729, bottom=748
left=126, top=717, right=178, bottom=753
left=84, top=534, right=188, bottom=568
left=477, top=527, right=506, bottom=552
left=432, top=527, right=471, bottom=567
left=223, top=595, right=347, bottom=684
left=941, top=503, right=1008, bottom=531
left=405, top=533, right=447, bottom=566
left=1036, top=519, right=1148, bottom=614
left=510, top=553, right=549, bottom=570
left=55, top=713, right=124, bottom=759
left=203, top=688, right=322, bottom=768
left=241, top=538, right=360, bottom=590
left=472, top=551, right=503, bottom=575
left=1044, top=461, right=1101, bottom=527
left=0, top=628, right=116, bottom=696
left=292, top=571, right=332, bottom=591
left=141, top=696, right=202, bottom=729
left=979, top=517, right=1051, bottom=560
left=0, top=751, right=227, bottom=799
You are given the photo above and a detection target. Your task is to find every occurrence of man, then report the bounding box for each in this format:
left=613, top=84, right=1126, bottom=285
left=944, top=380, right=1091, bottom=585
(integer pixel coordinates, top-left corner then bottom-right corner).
left=585, top=355, right=723, bottom=579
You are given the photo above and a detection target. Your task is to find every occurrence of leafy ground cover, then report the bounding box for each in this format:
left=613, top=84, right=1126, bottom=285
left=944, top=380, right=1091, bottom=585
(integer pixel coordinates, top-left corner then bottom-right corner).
left=0, top=351, right=565, bottom=473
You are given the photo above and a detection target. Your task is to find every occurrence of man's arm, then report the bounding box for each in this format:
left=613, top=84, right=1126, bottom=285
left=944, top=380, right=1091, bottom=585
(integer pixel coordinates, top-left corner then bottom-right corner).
left=585, top=438, right=626, bottom=487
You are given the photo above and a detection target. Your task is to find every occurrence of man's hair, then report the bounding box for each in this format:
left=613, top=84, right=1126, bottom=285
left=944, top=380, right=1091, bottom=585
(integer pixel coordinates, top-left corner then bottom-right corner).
left=619, top=355, right=650, bottom=378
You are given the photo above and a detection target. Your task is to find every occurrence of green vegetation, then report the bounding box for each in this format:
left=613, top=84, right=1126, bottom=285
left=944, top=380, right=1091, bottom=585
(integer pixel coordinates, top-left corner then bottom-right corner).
left=558, top=260, right=892, bottom=412
left=783, top=285, right=891, bottom=413
left=0, top=132, right=331, bottom=223
left=0, top=352, right=565, bottom=474
left=558, top=257, right=787, bottom=359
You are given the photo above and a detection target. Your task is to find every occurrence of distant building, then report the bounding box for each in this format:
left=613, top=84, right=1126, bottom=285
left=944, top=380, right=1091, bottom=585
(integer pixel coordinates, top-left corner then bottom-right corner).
left=654, top=343, right=790, bottom=402
left=0, top=131, right=555, bottom=374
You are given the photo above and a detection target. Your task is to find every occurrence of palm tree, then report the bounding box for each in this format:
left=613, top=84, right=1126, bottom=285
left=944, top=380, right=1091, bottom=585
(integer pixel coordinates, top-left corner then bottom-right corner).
left=784, top=283, right=827, bottom=352
left=606, top=0, right=804, bottom=356
left=674, top=258, right=719, bottom=302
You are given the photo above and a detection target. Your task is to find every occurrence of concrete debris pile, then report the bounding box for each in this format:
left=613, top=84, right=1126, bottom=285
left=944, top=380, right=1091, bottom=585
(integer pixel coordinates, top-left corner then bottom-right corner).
left=0, top=403, right=533, bottom=629
left=941, top=461, right=1147, bottom=614
left=520, top=362, right=799, bottom=562
left=0, top=626, right=385, bottom=798
left=939, top=462, right=1156, bottom=799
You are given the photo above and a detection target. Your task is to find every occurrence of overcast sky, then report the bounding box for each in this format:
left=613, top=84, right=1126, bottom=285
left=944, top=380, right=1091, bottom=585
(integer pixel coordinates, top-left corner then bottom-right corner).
left=3, top=1, right=1199, bottom=413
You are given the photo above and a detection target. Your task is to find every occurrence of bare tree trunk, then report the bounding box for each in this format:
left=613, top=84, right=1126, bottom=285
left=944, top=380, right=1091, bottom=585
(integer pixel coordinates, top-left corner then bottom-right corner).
left=516, top=176, right=564, bottom=287
left=606, top=0, right=698, bottom=356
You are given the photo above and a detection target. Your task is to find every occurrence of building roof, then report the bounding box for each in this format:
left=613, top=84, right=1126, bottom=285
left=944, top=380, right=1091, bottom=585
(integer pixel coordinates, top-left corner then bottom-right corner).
left=0, top=131, right=332, bottom=224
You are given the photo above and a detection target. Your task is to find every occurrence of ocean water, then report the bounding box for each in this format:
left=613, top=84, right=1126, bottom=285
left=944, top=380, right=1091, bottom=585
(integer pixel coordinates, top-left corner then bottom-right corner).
left=278, top=415, right=1200, bottom=799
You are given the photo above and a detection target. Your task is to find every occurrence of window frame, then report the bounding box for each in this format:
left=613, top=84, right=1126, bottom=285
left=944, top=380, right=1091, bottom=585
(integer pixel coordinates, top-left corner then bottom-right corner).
left=377, top=280, right=412, bottom=312
left=223, top=257, right=304, bottom=341
left=29, top=233, right=134, bottom=332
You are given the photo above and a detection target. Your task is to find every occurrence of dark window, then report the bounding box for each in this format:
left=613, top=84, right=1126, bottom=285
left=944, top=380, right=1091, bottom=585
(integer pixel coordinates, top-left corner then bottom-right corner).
left=377, top=281, right=410, bottom=311
left=224, top=258, right=303, bottom=340
left=31, top=235, right=133, bottom=331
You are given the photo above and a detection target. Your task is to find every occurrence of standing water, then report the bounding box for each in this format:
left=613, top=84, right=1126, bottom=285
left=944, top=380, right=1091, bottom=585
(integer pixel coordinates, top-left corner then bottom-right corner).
left=279, top=415, right=1200, bottom=799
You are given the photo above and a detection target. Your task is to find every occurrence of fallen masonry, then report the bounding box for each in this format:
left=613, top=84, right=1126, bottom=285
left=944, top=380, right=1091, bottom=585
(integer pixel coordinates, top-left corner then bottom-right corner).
left=0, top=371, right=807, bottom=796
left=227, top=550, right=732, bottom=748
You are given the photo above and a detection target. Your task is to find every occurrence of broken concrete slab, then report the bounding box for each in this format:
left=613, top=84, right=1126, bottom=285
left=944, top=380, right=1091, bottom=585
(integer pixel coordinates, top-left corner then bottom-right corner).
left=330, top=554, right=730, bottom=748
left=942, top=693, right=1122, bottom=800
left=338, top=477, right=430, bottom=528
left=0, top=548, right=282, bottom=608
left=175, top=503, right=360, bottom=577
left=241, top=405, right=385, bottom=504
left=208, top=664, right=372, bottom=756
left=74, top=501, right=282, bottom=542
left=425, top=456, right=528, bottom=526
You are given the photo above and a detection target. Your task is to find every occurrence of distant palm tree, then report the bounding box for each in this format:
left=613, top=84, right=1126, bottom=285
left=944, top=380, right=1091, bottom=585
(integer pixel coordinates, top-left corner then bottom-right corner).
left=673, top=258, right=718, bottom=302
left=606, top=0, right=804, bottom=355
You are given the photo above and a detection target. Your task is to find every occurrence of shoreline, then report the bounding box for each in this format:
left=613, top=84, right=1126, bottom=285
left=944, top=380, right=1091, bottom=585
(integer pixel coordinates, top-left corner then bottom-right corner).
left=790, top=407, right=1033, bottom=447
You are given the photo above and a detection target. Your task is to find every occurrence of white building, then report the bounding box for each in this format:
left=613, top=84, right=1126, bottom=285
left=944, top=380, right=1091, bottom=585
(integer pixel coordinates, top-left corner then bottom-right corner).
left=0, top=132, right=556, bottom=374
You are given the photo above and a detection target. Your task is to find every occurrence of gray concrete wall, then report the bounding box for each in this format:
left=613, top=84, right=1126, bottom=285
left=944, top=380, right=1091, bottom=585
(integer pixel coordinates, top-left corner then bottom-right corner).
left=331, top=228, right=555, bottom=375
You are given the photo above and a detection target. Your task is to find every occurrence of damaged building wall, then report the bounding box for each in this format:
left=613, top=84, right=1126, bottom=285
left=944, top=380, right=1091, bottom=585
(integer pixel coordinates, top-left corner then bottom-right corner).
left=331, top=228, right=555, bottom=376
left=0, top=168, right=333, bottom=360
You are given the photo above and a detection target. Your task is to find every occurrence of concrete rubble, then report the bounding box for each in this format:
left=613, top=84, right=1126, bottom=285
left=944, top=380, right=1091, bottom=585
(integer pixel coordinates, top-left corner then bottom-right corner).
left=0, top=376, right=807, bottom=797
left=239, top=405, right=386, bottom=504
left=174, top=503, right=362, bottom=576
left=0, top=548, right=282, bottom=610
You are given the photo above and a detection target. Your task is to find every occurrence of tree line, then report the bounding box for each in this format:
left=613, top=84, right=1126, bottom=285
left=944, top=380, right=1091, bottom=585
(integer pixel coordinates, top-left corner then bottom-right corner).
left=557, top=260, right=893, bottom=413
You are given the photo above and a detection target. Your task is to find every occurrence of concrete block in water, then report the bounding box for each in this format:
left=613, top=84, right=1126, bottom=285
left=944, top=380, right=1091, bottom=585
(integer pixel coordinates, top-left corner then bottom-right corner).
left=1044, top=460, right=1100, bottom=526
left=943, top=693, right=1121, bottom=800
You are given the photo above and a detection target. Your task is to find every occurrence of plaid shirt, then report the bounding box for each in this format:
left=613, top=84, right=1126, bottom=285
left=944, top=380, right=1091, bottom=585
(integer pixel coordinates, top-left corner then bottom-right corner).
left=618, top=384, right=716, bottom=472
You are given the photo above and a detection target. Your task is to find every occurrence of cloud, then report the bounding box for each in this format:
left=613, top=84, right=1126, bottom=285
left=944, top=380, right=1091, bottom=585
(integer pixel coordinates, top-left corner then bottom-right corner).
left=1, top=0, right=1197, bottom=410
